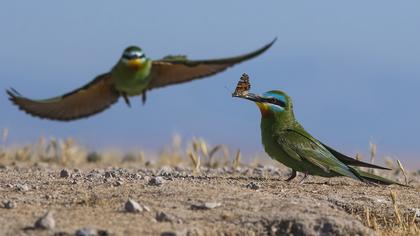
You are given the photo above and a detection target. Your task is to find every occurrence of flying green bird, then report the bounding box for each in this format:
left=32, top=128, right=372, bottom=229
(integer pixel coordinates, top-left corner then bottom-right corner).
left=233, top=76, right=403, bottom=185
left=7, top=39, right=275, bottom=121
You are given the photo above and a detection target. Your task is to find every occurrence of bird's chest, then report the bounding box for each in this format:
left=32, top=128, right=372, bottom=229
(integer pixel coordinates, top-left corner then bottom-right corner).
left=113, top=67, right=151, bottom=96
left=260, top=122, right=286, bottom=158
left=260, top=120, right=301, bottom=168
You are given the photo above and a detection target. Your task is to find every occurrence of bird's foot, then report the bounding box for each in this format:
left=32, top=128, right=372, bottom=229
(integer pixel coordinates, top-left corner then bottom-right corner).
left=285, top=169, right=297, bottom=182
left=141, top=91, right=147, bottom=105
left=122, top=93, right=131, bottom=107
left=299, top=172, right=308, bottom=184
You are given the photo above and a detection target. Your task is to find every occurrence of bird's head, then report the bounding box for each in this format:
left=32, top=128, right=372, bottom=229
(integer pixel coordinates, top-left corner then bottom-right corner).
left=237, top=90, right=293, bottom=117
left=120, top=46, right=149, bottom=69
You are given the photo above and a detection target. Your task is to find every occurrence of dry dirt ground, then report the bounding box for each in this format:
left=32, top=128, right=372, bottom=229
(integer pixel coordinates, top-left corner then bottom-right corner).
left=0, top=163, right=419, bottom=236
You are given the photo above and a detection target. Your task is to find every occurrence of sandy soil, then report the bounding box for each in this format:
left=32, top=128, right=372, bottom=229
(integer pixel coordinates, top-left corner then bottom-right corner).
left=0, top=163, right=419, bottom=236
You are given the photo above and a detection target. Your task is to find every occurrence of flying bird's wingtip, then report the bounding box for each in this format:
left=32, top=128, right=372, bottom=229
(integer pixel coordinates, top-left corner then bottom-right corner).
left=6, top=88, right=17, bottom=101
left=266, top=37, right=277, bottom=47
left=272, top=37, right=278, bottom=43
left=6, top=87, right=21, bottom=97
left=257, top=37, right=277, bottom=55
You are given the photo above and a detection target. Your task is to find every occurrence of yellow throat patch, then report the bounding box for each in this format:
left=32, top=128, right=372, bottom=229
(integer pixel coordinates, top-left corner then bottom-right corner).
left=127, top=58, right=143, bottom=68
left=256, top=102, right=270, bottom=116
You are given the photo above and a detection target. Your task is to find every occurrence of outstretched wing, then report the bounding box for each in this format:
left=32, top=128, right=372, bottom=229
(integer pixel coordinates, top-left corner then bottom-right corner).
left=7, top=73, right=119, bottom=121
left=147, top=38, right=276, bottom=90
left=278, top=129, right=363, bottom=181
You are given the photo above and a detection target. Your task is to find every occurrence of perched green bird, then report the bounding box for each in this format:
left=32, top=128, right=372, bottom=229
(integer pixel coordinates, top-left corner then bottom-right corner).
left=234, top=76, right=403, bottom=185
left=7, top=39, right=275, bottom=121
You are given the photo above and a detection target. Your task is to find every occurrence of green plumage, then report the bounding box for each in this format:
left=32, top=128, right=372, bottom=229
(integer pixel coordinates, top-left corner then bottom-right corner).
left=235, top=86, right=404, bottom=186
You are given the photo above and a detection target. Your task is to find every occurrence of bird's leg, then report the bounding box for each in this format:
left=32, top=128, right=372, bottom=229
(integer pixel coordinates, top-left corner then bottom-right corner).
left=141, top=91, right=147, bottom=105
left=285, top=169, right=297, bottom=182
left=122, top=93, right=131, bottom=107
left=299, top=172, right=308, bottom=184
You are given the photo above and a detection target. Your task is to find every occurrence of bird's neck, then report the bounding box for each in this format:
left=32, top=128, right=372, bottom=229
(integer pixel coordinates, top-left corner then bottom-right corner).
left=261, top=110, right=297, bottom=131
left=114, top=59, right=152, bottom=78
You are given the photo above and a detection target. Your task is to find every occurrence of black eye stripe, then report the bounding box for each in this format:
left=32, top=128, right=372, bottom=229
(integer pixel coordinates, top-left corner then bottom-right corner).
left=262, top=97, right=286, bottom=107
left=123, top=52, right=145, bottom=59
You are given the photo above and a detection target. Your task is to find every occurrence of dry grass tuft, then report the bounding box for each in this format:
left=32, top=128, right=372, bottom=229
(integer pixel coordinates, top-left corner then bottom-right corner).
left=397, top=160, right=409, bottom=186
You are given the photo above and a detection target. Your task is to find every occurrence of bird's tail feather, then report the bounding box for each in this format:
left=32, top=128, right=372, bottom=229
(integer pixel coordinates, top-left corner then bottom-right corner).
left=355, top=169, right=407, bottom=186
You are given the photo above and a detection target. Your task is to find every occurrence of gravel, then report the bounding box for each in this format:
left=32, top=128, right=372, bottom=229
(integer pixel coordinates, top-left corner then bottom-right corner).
left=34, top=211, right=55, bottom=230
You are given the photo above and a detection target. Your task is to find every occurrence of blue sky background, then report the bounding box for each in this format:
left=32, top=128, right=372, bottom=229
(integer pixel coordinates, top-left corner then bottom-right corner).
left=1, top=1, right=420, bottom=167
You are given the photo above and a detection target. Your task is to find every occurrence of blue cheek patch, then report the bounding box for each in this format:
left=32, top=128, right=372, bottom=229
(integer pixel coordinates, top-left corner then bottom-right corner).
left=268, top=103, right=284, bottom=112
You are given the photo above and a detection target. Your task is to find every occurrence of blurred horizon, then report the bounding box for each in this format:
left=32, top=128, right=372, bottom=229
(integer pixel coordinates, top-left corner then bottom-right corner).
left=1, top=1, right=420, bottom=168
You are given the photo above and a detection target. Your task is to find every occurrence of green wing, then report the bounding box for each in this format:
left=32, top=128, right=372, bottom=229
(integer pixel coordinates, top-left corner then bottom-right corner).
left=147, top=38, right=276, bottom=90
left=320, top=142, right=391, bottom=170
left=7, top=73, right=120, bottom=121
left=278, top=129, right=363, bottom=181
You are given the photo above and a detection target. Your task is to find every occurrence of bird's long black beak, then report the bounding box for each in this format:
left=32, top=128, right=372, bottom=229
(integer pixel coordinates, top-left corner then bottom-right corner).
left=233, top=93, right=264, bottom=103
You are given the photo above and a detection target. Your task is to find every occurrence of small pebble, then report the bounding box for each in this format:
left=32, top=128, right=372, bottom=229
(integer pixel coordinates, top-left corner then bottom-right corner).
left=161, top=232, right=177, bottom=236
left=204, top=202, right=221, bottom=209
left=155, top=211, right=173, bottom=223
left=157, top=166, right=173, bottom=177
left=246, top=182, right=260, bottom=190
left=34, top=211, right=55, bottom=230
left=16, top=184, right=29, bottom=192
left=75, top=228, right=97, bottom=236
left=125, top=199, right=142, bottom=213
left=60, top=169, right=70, bottom=178
left=75, top=227, right=109, bottom=236
left=410, top=208, right=420, bottom=218
left=149, top=177, right=165, bottom=186
left=104, top=171, right=115, bottom=178
left=191, top=202, right=221, bottom=210
left=114, top=180, right=123, bottom=186
left=2, top=200, right=15, bottom=209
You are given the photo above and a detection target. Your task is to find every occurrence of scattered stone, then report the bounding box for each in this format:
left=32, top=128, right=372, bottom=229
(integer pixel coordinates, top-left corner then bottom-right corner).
left=60, top=169, right=70, bottom=178
left=2, top=200, right=16, bottom=209
left=114, top=180, right=124, bottom=186
left=143, top=176, right=151, bottom=183
left=246, top=181, right=260, bottom=190
left=34, top=211, right=55, bottom=230
left=156, top=211, right=174, bottom=223
left=15, top=184, right=29, bottom=192
left=130, top=173, right=142, bottom=180
left=75, top=228, right=95, bottom=236
left=191, top=202, right=222, bottom=210
left=125, top=199, right=143, bottom=213
left=75, top=227, right=109, bottom=236
left=54, top=232, right=72, bottom=236
left=157, top=166, right=173, bottom=177
left=149, top=177, right=165, bottom=186
left=409, top=208, right=420, bottom=218
left=104, top=171, right=115, bottom=178
left=161, top=232, right=177, bottom=236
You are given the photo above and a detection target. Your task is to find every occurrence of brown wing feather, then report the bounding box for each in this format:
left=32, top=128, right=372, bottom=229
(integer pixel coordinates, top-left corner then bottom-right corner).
left=7, top=73, right=120, bottom=121
left=147, top=38, right=276, bottom=90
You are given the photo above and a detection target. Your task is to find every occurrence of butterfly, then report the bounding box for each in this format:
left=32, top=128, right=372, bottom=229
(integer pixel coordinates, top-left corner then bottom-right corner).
left=232, top=73, right=251, bottom=97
